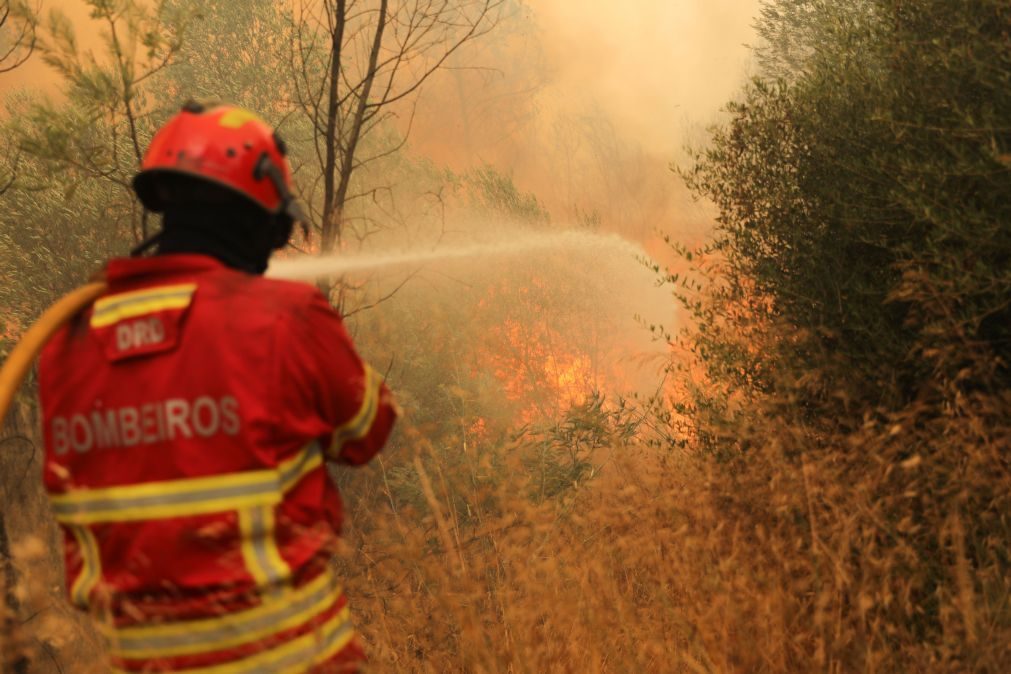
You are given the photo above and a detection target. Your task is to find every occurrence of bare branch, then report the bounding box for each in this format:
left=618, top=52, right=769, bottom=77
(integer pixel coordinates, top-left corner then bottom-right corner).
left=367, top=1, right=502, bottom=111
left=0, top=149, right=20, bottom=196
left=0, top=1, right=38, bottom=74
left=343, top=268, right=419, bottom=318
left=285, top=0, right=503, bottom=307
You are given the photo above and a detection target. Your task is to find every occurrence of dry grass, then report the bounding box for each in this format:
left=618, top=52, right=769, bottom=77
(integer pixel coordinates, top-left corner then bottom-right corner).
left=1, top=402, right=104, bottom=674
left=337, top=436, right=693, bottom=674
left=3, top=386, right=1009, bottom=673
left=335, top=391, right=1010, bottom=673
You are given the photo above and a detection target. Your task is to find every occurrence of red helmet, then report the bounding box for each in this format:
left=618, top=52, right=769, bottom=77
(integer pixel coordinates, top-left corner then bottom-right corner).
left=133, top=103, right=305, bottom=224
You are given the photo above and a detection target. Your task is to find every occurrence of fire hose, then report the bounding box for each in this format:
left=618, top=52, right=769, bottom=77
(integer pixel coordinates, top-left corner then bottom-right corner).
left=0, top=282, right=109, bottom=425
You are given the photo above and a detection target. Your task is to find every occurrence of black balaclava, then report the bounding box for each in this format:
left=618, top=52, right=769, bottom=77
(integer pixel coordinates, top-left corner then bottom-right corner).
left=157, top=201, right=277, bottom=275
left=149, top=175, right=289, bottom=275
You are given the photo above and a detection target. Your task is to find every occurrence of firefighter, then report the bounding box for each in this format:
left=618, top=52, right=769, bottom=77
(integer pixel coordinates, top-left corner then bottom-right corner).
left=38, top=103, right=397, bottom=672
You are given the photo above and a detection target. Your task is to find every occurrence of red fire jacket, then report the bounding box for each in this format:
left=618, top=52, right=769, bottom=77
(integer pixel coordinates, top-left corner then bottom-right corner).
left=38, top=254, right=397, bottom=673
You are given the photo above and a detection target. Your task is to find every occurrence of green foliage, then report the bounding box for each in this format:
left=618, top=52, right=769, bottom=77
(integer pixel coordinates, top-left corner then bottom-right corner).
left=40, top=0, right=190, bottom=116
left=162, top=0, right=285, bottom=109
left=678, top=0, right=1011, bottom=417
left=0, top=102, right=131, bottom=367
left=0, top=1, right=197, bottom=358
left=463, top=165, right=550, bottom=226
left=655, top=1, right=1011, bottom=666
left=753, top=0, right=878, bottom=81
left=520, top=392, right=637, bottom=501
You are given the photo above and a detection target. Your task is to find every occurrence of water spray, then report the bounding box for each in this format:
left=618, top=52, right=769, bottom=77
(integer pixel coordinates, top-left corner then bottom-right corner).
left=267, top=230, right=644, bottom=281
left=0, top=230, right=647, bottom=423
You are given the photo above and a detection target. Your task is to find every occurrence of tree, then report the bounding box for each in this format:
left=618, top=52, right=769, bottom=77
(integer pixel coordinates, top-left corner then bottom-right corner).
left=680, top=0, right=1011, bottom=414
left=287, top=0, right=505, bottom=302
left=0, top=0, right=195, bottom=383
left=0, top=0, right=36, bottom=74
left=0, top=6, right=37, bottom=671
left=163, top=0, right=291, bottom=113
left=0, top=0, right=36, bottom=197
left=22, top=0, right=192, bottom=242
left=658, top=1, right=1011, bottom=664
left=752, top=0, right=876, bottom=81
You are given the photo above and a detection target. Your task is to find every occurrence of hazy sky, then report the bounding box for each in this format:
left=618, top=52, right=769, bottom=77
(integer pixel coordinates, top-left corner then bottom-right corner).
left=6, top=0, right=760, bottom=150
left=401, top=0, right=762, bottom=237
left=530, top=0, right=761, bottom=153
left=2, top=0, right=762, bottom=239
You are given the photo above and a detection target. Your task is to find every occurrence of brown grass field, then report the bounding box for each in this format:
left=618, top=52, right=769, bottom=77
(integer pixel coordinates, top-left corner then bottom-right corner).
left=4, top=386, right=1008, bottom=673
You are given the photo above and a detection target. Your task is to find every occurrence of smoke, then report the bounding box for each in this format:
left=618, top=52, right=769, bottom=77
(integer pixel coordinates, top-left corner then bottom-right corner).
left=5, top=0, right=760, bottom=242
left=529, top=0, right=761, bottom=155
left=406, top=0, right=760, bottom=245
left=1, top=0, right=762, bottom=401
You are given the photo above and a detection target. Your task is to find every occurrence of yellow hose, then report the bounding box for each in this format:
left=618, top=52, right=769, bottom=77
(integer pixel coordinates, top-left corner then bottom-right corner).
left=0, top=282, right=109, bottom=425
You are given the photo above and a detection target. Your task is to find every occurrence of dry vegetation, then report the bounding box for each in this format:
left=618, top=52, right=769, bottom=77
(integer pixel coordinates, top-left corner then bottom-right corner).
left=334, top=348, right=1010, bottom=672
left=3, top=360, right=1010, bottom=673
left=3, top=0, right=1010, bottom=672
left=1, top=402, right=104, bottom=674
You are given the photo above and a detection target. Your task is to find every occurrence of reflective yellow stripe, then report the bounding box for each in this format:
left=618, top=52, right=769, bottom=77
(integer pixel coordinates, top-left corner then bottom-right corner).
left=90, top=284, right=197, bottom=328
left=103, top=570, right=343, bottom=659
left=302, top=611, right=357, bottom=673
left=238, top=505, right=291, bottom=593
left=51, top=468, right=279, bottom=524
left=69, top=524, right=101, bottom=609
left=327, top=365, right=381, bottom=458
left=111, top=602, right=354, bottom=674
left=51, top=442, right=324, bottom=525
left=93, top=284, right=197, bottom=311
left=279, top=439, right=324, bottom=492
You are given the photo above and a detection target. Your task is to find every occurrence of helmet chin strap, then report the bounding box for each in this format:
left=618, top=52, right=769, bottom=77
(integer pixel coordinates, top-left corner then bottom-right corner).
left=254, top=153, right=310, bottom=240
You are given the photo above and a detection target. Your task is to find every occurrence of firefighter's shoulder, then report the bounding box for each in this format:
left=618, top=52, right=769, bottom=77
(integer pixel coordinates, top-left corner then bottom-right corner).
left=210, top=273, right=338, bottom=321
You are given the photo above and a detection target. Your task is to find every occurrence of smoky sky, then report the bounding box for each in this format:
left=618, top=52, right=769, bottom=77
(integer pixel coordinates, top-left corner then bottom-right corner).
left=3, top=0, right=761, bottom=240
left=529, top=0, right=760, bottom=153
left=7, top=0, right=759, bottom=149
left=404, top=0, right=761, bottom=241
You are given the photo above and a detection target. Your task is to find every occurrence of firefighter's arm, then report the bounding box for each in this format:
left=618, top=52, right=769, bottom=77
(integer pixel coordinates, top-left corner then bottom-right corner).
left=280, top=290, right=398, bottom=465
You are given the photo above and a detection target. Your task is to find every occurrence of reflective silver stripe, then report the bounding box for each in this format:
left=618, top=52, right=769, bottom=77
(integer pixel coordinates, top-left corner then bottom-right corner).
left=280, top=441, right=323, bottom=491
left=328, top=367, right=381, bottom=457
left=51, top=442, right=324, bottom=524
left=110, top=605, right=353, bottom=674
left=267, top=616, right=353, bottom=673
left=109, top=570, right=340, bottom=655
left=334, top=388, right=377, bottom=442
left=52, top=478, right=276, bottom=519
left=90, top=285, right=198, bottom=328
left=244, top=505, right=290, bottom=592
left=248, top=507, right=276, bottom=582
left=70, top=525, right=101, bottom=608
